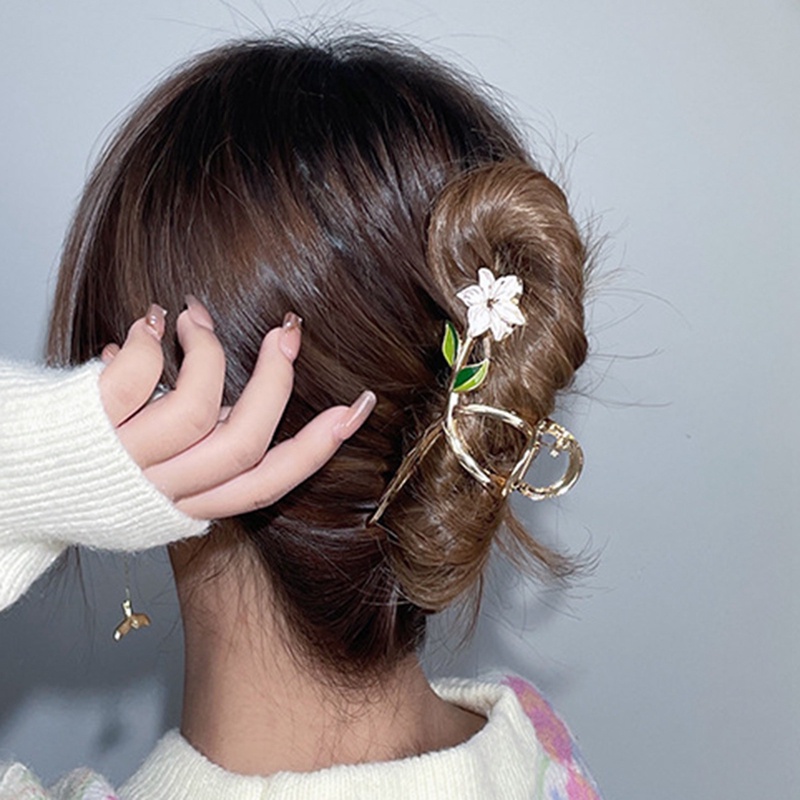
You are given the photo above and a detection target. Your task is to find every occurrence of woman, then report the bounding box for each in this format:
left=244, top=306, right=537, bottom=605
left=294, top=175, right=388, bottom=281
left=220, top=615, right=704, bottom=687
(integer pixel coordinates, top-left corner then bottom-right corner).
left=2, top=33, right=599, bottom=799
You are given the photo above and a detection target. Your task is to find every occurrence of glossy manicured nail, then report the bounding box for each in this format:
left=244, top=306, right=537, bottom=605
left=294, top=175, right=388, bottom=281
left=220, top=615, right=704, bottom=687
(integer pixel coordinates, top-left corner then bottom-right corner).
left=279, top=311, right=303, bottom=361
left=101, top=343, right=121, bottom=364
left=144, top=304, right=167, bottom=340
left=333, top=390, right=377, bottom=441
left=185, top=294, right=214, bottom=330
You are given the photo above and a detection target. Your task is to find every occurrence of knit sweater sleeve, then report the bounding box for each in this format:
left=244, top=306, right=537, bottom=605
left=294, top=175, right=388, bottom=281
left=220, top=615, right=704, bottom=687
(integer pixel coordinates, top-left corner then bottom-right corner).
left=0, top=357, right=209, bottom=612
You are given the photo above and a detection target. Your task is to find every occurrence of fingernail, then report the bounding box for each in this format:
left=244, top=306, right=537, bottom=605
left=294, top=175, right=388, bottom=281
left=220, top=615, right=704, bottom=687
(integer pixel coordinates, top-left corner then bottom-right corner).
left=185, top=294, right=214, bottom=330
left=279, top=311, right=303, bottom=361
left=101, top=343, right=121, bottom=363
left=333, top=390, right=377, bottom=441
left=145, top=304, right=167, bottom=340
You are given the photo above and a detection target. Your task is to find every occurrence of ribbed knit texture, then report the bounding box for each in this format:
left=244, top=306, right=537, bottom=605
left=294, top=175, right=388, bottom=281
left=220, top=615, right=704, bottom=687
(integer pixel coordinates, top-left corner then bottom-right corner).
left=0, top=678, right=602, bottom=800
left=0, top=357, right=209, bottom=612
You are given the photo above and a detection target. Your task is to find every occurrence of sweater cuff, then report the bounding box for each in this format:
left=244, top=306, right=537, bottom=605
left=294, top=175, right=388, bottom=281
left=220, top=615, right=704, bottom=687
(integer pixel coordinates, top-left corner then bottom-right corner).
left=0, top=358, right=209, bottom=551
left=0, top=539, right=65, bottom=613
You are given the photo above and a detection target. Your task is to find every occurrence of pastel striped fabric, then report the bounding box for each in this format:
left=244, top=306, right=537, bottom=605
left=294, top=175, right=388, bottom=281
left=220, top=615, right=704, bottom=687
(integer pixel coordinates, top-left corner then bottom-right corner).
left=503, top=675, right=602, bottom=800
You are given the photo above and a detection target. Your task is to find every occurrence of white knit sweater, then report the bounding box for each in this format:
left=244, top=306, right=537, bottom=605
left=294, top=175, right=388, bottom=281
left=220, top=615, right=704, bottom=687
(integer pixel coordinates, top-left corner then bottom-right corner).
left=1, top=677, right=601, bottom=799
left=0, top=357, right=209, bottom=611
left=0, top=358, right=602, bottom=799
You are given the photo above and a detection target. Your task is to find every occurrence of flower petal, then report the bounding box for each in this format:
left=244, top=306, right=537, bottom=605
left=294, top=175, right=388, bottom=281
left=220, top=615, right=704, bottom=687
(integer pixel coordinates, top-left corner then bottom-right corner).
left=477, top=267, right=496, bottom=292
left=491, top=274, right=523, bottom=302
left=489, top=311, right=513, bottom=341
left=466, top=304, right=492, bottom=338
left=456, top=284, right=487, bottom=307
left=495, top=299, right=526, bottom=327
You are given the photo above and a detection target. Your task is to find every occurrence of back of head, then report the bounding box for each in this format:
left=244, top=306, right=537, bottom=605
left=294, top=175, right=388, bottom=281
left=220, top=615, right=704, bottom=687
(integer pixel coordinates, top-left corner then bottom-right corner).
left=47, top=35, right=588, bottom=686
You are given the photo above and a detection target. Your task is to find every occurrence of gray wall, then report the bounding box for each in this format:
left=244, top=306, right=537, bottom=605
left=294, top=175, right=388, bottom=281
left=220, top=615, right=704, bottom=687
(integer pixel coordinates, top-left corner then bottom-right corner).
left=1, top=2, right=797, bottom=797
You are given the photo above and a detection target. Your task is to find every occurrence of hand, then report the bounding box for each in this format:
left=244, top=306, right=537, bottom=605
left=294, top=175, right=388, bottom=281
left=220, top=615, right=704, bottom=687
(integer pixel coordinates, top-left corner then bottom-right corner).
left=98, top=296, right=376, bottom=520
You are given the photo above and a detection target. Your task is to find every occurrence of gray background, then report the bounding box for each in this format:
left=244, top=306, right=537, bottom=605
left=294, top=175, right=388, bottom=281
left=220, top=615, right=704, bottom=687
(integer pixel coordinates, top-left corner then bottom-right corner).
left=1, top=2, right=797, bottom=798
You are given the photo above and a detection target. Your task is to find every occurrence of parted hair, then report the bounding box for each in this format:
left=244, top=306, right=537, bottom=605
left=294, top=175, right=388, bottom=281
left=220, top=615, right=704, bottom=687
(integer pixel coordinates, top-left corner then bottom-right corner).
left=47, top=35, right=588, bottom=684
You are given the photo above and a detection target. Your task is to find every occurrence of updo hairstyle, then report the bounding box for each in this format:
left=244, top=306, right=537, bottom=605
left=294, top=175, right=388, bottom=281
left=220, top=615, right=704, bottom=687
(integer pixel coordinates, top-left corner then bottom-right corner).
left=47, top=36, right=588, bottom=686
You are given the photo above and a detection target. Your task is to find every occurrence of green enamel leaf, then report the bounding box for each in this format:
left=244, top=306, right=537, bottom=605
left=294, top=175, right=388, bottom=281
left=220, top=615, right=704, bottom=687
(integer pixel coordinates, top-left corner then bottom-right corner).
left=441, top=320, right=459, bottom=367
left=453, top=359, right=489, bottom=392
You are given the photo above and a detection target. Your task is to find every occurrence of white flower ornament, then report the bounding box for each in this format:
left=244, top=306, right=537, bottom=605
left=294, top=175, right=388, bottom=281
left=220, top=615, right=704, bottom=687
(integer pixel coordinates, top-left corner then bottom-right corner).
left=456, top=266, right=526, bottom=341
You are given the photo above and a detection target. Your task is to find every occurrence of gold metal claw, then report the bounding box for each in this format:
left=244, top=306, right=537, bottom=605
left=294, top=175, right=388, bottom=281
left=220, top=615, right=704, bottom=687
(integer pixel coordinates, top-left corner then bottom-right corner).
left=445, top=404, right=584, bottom=502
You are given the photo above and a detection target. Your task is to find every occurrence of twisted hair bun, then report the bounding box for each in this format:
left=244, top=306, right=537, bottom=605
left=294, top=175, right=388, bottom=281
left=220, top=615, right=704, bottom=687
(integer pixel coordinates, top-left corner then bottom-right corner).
left=382, top=160, right=588, bottom=611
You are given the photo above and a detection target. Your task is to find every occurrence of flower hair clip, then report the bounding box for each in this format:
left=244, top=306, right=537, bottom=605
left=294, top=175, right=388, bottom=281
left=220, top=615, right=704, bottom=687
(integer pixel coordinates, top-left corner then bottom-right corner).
left=368, top=267, right=584, bottom=527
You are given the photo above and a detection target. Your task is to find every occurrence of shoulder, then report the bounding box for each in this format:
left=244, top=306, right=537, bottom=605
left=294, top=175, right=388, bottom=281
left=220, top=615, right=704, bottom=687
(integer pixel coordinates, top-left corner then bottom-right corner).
left=432, top=674, right=603, bottom=800
left=501, top=674, right=603, bottom=800
left=0, top=762, right=118, bottom=800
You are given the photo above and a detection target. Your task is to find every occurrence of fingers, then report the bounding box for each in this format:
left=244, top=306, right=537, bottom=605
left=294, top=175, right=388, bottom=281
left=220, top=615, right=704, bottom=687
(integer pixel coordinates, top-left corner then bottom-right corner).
left=142, top=317, right=300, bottom=499
left=98, top=305, right=166, bottom=426
left=172, top=392, right=377, bottom=519
left=115, top=299, right=226, bottom=469
left=100, top=297, right=377, bottom=522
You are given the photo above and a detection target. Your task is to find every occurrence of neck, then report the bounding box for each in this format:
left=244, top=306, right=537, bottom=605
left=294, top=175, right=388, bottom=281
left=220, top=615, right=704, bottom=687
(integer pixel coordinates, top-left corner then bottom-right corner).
left=169, top=538, right=485, bottom=777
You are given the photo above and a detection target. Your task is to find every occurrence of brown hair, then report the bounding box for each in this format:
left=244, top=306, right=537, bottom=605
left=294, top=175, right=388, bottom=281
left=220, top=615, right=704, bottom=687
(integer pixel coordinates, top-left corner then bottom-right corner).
left=47, top=36, right=588, bottom=685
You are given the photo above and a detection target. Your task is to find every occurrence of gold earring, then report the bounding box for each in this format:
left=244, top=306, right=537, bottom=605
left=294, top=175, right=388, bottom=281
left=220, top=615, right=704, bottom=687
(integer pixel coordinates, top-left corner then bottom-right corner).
left=113, top=554, right=151, bottom=642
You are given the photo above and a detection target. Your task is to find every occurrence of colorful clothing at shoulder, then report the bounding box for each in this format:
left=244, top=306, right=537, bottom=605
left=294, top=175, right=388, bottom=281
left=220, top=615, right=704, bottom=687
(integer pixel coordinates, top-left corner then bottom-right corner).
left=503, top=675, right=601, bottom=800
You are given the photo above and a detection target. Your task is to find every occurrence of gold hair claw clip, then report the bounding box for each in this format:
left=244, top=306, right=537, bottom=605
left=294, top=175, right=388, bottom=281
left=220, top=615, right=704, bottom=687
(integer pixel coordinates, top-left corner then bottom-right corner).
left=368, top=267, right=584, bottom=526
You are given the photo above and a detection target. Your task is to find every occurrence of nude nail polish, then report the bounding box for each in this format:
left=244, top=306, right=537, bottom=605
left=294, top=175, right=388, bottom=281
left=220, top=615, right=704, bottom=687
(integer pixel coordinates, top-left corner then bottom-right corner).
left=185, top=294, right=214, bottom=330
left=333, top=390, right=377, bottom=441
left=144, top=304, right=167, bottom=340
left=280, top=311, right=303, bottom=360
